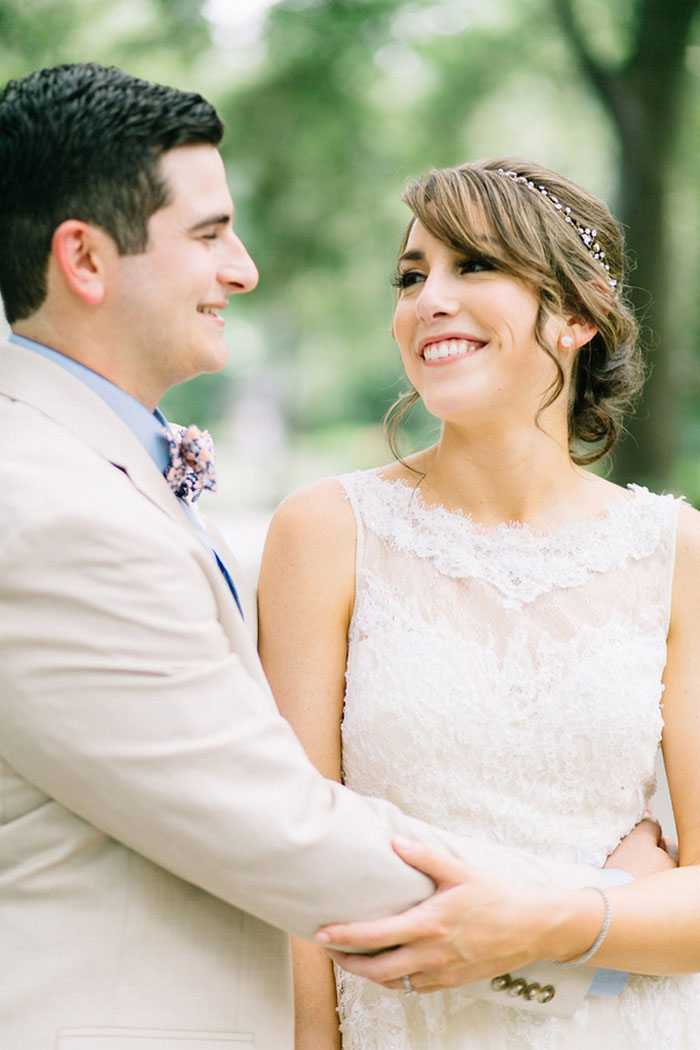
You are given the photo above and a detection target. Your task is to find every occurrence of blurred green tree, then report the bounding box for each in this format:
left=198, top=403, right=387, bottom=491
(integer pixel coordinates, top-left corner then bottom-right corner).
left=1, top=0, right=699, bottom=497
left=0, top=0, right=211, bottom=74
left=553, top=0, right=700, bottom=485
left=220, top=0, right=700, bottom=491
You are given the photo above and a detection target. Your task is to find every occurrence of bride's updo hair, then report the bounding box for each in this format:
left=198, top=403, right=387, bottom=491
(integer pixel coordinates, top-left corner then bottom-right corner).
left=386, top=158, right=643, bottom=466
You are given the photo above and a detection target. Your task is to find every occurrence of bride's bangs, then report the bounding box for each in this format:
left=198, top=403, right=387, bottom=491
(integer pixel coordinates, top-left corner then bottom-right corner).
left=403, top=165, right=554, bottom=288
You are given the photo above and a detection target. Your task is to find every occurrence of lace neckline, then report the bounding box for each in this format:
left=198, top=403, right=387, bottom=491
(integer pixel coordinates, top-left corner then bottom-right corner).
left=339, top=469, right=680, bottom=608
left=359, top=470, right=640, bottom=541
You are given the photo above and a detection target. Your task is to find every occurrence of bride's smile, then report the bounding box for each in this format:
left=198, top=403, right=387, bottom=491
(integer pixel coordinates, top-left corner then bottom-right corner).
left=392, top=220, right=565, bottom=432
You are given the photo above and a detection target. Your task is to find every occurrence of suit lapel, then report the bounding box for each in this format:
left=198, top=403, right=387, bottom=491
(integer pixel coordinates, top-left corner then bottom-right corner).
left=0, top=339, right=267, bottom=685
left=202, top=515, right=259, bottom=632
left=0, top=338, right=182, bottom=521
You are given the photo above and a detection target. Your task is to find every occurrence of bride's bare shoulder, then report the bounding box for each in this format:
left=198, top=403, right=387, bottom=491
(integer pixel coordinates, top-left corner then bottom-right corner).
left=264, top=450, right=432, bottom=553
left=261, top=477, right=360, bottom=591
left=259, top=480, right=361, bottom=676
left=673, top=500, right=700, bottom=589
left=269, top=476, right=355, bottom=538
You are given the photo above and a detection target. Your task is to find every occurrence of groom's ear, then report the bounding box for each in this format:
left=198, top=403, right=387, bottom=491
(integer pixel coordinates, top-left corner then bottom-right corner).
left=50, top=220, right=114, bottom=307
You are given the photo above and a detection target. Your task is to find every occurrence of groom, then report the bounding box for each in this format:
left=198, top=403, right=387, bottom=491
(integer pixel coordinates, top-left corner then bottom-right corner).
left=0, top=63, right=641, bottom=1050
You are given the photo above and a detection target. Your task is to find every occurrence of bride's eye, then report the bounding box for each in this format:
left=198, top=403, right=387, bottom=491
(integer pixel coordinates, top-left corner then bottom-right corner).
left=391, top=269, right=425, bottom=290
left=459, top=256, right=493, bottom=275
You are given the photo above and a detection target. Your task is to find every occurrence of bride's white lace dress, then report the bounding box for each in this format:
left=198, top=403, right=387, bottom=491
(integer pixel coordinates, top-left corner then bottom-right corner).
left=335, top=470, right=700, bottom=1050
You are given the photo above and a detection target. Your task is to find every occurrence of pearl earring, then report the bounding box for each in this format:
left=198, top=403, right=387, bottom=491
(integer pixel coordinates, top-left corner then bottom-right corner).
left=559, top=335, right=574, bottom=349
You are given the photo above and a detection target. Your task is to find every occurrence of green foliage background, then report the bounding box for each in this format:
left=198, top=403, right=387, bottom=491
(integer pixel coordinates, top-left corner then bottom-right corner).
left=2, top=0, right=699, bottom=508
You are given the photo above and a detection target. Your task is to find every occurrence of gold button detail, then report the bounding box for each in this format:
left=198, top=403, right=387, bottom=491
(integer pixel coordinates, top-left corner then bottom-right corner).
left=490, top=974, right=511, bottom=992
left=508, top=978, right=528, bottom=997
left=537, top=984, right=556, bottom=1003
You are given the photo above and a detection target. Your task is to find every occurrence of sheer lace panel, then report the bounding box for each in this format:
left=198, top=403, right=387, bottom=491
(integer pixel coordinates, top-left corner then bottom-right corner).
left=333, top=470, right=698, bottom=1050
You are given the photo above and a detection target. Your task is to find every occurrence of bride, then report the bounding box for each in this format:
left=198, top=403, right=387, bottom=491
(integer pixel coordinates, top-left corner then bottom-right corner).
left=257, top=159, right=700, bottom=1048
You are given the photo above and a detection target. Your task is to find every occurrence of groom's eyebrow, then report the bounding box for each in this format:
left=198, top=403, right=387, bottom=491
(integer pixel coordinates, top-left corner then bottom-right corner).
left=188, top=213, right=232, bottom=232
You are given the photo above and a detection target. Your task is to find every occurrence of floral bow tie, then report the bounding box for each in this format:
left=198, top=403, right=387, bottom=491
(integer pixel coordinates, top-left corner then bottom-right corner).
left=164, top=423, right=218, bottom=503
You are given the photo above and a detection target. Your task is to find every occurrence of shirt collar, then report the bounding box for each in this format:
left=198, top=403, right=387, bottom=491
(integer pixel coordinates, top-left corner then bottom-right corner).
left=9, top=332, right=172, bottom=473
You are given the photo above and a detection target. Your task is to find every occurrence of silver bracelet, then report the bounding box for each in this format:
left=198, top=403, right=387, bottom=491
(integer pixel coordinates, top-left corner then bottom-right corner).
left=556, top=886, right=611, bottom=968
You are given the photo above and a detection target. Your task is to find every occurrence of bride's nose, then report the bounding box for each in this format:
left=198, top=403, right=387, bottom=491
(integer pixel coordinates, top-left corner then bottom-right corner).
left=415, top=272, right=460, bottom=322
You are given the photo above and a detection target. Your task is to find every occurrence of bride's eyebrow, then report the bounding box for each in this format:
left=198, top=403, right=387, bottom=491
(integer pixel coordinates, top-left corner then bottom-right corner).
left=397, top=250, right=426, bottom=264
left=398, top=244, right=495, bottom=265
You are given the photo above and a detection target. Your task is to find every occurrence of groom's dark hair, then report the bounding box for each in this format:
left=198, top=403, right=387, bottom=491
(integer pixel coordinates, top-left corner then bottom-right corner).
left=0, top=62, right=224, bottom=323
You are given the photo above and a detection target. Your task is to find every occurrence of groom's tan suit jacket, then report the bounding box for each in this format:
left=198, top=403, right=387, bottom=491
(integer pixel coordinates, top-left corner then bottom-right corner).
left=0, top=339, right=608, bottom=1049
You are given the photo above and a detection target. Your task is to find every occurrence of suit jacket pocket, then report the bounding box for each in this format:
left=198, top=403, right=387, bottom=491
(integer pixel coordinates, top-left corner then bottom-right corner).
left=56, top=1028, right=256, bottom=1049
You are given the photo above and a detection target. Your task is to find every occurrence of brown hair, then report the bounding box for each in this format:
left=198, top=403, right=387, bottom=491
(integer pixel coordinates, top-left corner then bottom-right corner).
left=386, top=158, right=643, bottom=465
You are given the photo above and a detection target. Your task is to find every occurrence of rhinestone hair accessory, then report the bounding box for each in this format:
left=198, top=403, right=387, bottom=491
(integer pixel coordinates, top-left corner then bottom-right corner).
left=496, top=168, right=617, bottom=290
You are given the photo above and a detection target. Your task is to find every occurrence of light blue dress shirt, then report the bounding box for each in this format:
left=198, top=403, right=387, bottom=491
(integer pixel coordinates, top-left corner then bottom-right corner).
left=587, top=867, right=631, bottom=995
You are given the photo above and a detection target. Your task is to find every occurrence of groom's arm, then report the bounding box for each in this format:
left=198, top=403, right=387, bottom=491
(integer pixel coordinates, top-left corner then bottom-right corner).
left=3, top=488, right=634, bottom=1021
left=317, top=833, right=658, bottom=1014
left=2, top=454, right=658, bottom=1021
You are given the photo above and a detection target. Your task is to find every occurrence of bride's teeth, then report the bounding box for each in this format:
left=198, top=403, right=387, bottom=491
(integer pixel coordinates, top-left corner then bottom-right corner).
left=423, top=339, right=476, bottom=361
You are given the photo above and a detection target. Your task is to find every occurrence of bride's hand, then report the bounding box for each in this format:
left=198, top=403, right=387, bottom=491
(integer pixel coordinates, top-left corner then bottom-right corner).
left=315, top=837, right=603, bottom=994
left=605, top=813, right=678, bottom=877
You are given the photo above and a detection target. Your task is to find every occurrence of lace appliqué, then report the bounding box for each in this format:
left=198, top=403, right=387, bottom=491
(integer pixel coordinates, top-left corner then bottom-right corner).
left=333, top=470, right=698, bottom=1050
left=341, top=470, right=677, bottom=609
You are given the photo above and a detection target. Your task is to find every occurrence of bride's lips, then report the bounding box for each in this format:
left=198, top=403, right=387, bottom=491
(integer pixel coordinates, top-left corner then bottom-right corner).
left=418, top=333, right=487, bottom=364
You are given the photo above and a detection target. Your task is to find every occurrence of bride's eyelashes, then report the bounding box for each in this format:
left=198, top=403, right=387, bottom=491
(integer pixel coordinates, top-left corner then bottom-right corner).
left=391, top=268, right=425, bottom=290
left=458, top=256, right=494, bottom=276
left=391, top=256, right=495, bottom=291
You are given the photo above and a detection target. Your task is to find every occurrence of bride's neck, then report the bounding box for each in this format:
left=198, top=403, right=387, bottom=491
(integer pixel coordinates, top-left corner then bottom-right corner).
left=414, top=425, right=590, bottom=529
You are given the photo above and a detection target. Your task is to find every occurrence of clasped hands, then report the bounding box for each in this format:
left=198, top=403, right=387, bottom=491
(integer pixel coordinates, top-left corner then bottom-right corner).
left=315, top=820, right=672, bottom=996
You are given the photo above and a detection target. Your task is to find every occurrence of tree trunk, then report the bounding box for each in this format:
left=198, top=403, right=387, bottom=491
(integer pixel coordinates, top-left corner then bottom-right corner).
left=612, top=86, right=677, bottom=485
left=554, top=0, right=700, bottom=487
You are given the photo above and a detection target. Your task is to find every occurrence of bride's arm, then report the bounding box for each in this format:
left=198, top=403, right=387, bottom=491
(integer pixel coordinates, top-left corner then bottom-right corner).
left=315, top=502, right=700, bottom=988
left=258, top=479, right=355, bottom=1049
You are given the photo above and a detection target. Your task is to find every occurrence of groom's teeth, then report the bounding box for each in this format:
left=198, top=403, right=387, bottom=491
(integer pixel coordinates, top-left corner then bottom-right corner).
left=199, top=306, right=219, bottom=316
left=423, top=339, right=478, bottom=362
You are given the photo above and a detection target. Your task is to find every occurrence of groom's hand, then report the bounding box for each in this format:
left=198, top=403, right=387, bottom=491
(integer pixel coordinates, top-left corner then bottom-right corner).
left=315, top=837, right=604, bottom=995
